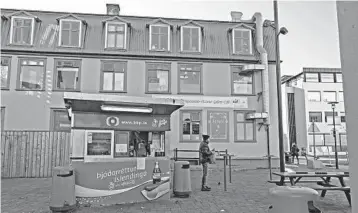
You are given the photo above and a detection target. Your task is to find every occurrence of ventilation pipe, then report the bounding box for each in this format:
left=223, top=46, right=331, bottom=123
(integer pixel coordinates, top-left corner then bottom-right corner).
left=252, top=12, right=272, bottom=178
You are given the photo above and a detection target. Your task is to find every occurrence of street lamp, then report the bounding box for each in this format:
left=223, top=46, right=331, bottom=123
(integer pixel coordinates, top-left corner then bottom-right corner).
left=328, top=101, right=339, bottom=169
left=274, top=0, right=288, bottom=173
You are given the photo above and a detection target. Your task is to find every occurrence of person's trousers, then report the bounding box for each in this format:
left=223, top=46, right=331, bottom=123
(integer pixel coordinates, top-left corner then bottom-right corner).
left=292, top=154, right=299, bottom=164
left=202, top=162, right=208, bottom=187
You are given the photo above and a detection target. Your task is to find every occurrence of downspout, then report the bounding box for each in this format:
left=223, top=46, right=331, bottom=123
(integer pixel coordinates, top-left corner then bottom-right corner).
left=253, top=13, right=272, bottom=179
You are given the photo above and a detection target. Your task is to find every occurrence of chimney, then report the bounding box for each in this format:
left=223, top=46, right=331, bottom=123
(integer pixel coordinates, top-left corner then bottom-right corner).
left=231, top=11, right=243, bottom=22
left=106, top=4, right=120, bottom=16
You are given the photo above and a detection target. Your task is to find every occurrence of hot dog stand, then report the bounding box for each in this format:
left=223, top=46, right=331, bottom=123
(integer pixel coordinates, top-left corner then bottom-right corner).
left=63, top=92, right=184, bottom=206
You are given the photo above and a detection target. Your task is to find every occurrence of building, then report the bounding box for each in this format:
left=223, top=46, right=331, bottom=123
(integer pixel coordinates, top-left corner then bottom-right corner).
left=336, top=1, right=358, bottom=211
left=281, top=67, right=346, bottom=154
left=0, top=4, right=280, bottom=164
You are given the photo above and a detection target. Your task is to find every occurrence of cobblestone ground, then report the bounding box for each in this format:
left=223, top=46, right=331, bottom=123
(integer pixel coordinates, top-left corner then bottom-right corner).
left=1, top=166, right=352, bottom=213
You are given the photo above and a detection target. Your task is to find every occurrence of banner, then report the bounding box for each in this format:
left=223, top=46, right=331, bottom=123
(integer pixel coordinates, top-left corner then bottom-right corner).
left=73, top=113, right=170, bottom=131
left=152, top=95, right=248, bottom=109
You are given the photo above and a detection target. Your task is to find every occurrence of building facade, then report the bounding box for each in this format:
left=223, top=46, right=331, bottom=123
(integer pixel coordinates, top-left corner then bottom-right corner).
left=282, top=67, right=346, bottom=154
left=1, top=5, right=280, bottom=161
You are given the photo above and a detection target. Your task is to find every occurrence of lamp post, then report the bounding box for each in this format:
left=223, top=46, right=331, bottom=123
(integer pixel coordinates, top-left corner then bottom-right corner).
left=274, top=0, right=288, bottom=172
left=328, top=101, right=339, bottom=169
left=312, top=117, right=317, bottom=159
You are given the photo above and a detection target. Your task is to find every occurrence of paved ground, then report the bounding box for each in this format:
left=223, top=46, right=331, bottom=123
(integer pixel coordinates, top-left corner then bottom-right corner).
left=1, top=165, right=352, bottom=213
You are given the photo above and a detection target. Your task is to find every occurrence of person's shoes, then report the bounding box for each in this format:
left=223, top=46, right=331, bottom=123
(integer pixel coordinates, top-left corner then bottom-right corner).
left=205, top=186, right=211, bottom=190
left=201, top=186, right=211, bottom=191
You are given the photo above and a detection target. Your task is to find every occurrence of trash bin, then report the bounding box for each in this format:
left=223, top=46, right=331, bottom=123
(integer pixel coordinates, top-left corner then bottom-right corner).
left=285, top=152, right=292, bottom=164
left=268, top=186, right=319, bottom=213
left=173, top=161, right=191, bottom=198
left=50, top=166, right=77, bottom=212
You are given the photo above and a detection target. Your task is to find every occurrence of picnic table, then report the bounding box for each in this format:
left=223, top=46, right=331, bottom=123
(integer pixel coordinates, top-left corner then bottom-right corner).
left=270, top=171, right=351, bottom=206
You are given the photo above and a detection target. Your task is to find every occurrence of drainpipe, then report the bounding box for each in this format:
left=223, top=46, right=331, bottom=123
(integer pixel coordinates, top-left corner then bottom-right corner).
left=252, top=13, right=272, bottom=178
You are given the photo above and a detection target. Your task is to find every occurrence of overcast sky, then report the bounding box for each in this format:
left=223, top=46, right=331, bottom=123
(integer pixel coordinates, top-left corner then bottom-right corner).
left=1, top=0, right=341, bottom=75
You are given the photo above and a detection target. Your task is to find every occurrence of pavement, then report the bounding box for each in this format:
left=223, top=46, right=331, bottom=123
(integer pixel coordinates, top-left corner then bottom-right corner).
left=1, top=165, right=352, bottom=213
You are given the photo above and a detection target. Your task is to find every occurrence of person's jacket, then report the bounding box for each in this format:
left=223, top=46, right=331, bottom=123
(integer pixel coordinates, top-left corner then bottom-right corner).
left=291, top=146, right=299, bottom=155
left=199, top=141, right=212, bottom=164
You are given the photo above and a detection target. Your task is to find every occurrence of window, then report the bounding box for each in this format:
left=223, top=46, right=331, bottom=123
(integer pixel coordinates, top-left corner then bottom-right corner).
left=307, top=91, right=321, bottom=102
left=54, top=59, right=81, bottom=91
left=181, top=26, right=201, bottom=52
left=320, top=73, right=334, bottom=82
left=325, top=112, right=340, bottom=125
left=1, top=107, right=5, bottom=131
left=101, top=61, right=126, bottom=92
left=338, top=91, right=344, bottom=102
left=336, top=73, right=343, bottom=83
left=10, top=17, right=34, bottom=45
left=341, top=112, right=346, bottom=123
left=105, top=22, right=126, bottom=49
left=181, top=111, right=201, bottom=141
left=149, top=25, right=170, bottom=51
left=233, top=29, right=252, bottom=55
left=178, top=63, right=201, bottom=94
left=146, top=63, right=170, bottom=93
left=85, top=130, right=114, bottom=159
left=1, top=57, right=11, bottom=89
left=234, top=111, right=255, bottom=142
left=309, top=112, right=322, bottom=122
left=59, top=20, right=81, bottom=47
left=50, top=109, right=71, bottom=132
left=17, top=58, right=45, bottom=90
left=305, top=73, right=319, bottom=82
left=231, top=66, right=253, bottom=95
left=207, top=111, right=229, bottom=142
left=323, top=91, right=337, bottom=102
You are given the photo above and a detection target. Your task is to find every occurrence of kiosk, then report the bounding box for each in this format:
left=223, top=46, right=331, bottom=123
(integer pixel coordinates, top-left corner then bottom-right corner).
left=63, top=92, right=184, bottom=206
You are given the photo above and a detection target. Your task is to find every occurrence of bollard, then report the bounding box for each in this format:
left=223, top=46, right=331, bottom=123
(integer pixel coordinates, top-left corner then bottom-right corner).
left=223, top=155, right=227, bottom=191
left=229, top=155, right=232, bottom=183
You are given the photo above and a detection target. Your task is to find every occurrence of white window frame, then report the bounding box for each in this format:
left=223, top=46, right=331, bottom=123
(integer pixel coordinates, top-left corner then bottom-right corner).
left=58, top=19, right=82, bottom=47
left=180, top=26, right=201, bottom=52
left=232, top=28, right=252, bottom=55
left=84, top=130, right=114, bottom=159
left=104, top=21, right=127, bottom=49
left=307, top=91, right=321, bottom=102
left=9, top=16, right=35, bottom=45
left=149, top=24, right=171, bottom=51
left=323, top=91, right=337, bottom=102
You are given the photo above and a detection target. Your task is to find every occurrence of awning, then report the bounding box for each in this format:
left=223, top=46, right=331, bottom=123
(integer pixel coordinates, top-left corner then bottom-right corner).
left=63, top=92, right=184, bottom=115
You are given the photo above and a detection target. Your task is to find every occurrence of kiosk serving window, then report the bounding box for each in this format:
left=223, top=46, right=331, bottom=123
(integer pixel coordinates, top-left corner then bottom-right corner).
left=85, top=130, right=114, bottom=158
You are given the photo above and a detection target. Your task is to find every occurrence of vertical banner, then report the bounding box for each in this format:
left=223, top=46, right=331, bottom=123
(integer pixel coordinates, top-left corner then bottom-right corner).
left=207, top=111, right=229, bottom=142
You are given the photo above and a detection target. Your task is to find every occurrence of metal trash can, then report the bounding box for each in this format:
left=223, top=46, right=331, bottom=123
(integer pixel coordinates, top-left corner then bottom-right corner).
left=285, top=152, right=292, bottom=164
left=50, top=166, right=77, bottom=212
left=268, top=186, right=319, bottom=213
left=173, top=161, right=191, bottom=198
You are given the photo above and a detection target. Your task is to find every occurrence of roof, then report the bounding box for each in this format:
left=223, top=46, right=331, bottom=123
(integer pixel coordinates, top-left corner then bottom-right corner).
left=1, top=8, right=277, bottom=62
left=303, top=67, right=341, bottom=73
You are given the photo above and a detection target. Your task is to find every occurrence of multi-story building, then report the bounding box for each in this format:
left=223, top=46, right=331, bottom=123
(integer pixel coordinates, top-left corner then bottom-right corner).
left=282, top=67, right=346, bottom=154
left=1, top=5, right=280, bottom=164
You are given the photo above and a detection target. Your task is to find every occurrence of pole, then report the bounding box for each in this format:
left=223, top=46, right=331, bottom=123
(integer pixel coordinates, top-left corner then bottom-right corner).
left=223, top=155, right=227, bottom=191
left=229, top=155, right=232, bottom=183
left=266, top=124, right=273, bottom=180
left=312, top=120, right=316, bottom=159
left=273, top=0, right=286, bottom=173
left=332, top=107, right=339, bottom=169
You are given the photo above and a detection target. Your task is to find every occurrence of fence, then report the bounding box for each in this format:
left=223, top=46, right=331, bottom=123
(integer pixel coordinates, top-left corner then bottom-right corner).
left=308, top=133, right=347, bottom=152
left=1, top=131, right=71, bottom=178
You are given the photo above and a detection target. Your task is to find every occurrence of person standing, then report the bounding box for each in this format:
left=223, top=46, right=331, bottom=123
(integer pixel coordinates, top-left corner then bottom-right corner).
left=291, top=143, right=300, bottom=164
left=199, top=134, right=213, bottom=191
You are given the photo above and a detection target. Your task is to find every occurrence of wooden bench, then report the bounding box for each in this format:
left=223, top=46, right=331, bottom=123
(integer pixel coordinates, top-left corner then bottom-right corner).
left=312, top=186, right=351, bottom=192
left=268, top=179, right=321, bottom=185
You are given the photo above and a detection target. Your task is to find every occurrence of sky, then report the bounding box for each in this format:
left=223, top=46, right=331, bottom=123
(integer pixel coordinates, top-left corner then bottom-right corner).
left=1, top=0, right=342, bottom=75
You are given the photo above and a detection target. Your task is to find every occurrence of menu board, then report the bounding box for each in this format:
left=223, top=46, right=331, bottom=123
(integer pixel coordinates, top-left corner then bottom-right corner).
left=207, top=111, right=229, bottom=142
left=114, top=131, right=129, bottom=157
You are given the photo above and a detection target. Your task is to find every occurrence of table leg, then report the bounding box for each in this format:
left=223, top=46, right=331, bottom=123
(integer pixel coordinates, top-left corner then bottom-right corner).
left=321, top=177, right=331, bottom=197
left=279, top=176, right=285, bottom=186
left=294, top=177, right=302, bottom=185
left=289, top=177, right=295, bottom=186
left=338, top=177, right=351, bottom=206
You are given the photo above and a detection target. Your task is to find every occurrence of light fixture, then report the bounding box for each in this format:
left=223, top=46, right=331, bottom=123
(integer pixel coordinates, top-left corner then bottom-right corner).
left=328, top=101, right=338, bottom=109
left=101, top=105, right=153, bottom=113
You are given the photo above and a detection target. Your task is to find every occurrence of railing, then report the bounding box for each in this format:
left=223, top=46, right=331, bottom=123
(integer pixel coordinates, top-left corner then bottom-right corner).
left=1, top=131, right=71, bottom=178
left=308, top=133, right=347, bottom=152
left=173, top=148, right=229, bottom=164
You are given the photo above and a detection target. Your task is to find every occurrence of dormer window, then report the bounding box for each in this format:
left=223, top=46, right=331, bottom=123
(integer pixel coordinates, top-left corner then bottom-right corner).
left=233, top=29, right=252, bottom=55
left=150, top=25, right=170, bottom=51
left=102, top=16, right=130, bottom=50
left=10, top=16, right=35, bottom=45
left=147, top=19, right=172, bottom=52
left=59, top=19, right=82, bottom=47
left=57, top=14, right=86, bottom=48
left=179, top=20, right=203, bottom=53
left=229, top=23, right=254, bottom=55
left=105, top=22, right=127, bottom=49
